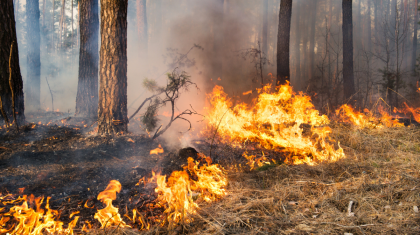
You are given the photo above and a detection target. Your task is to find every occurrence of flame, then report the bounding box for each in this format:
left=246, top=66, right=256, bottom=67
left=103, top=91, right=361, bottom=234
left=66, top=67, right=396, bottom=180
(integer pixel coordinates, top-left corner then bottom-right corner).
left=94, top=180, right=128, bottom=229
left=203, top=82, right=344, bottom=165
left=0, top=195, right=78, bottom=234
left=150, top=145, right=164, bottom=155
left=336, top=104, right=403, bottom=128
left=155, top=154, right=227, bottom=223
left=401, top=102, right=420, bottom=123
left=242, top=90, right=253, bottom=95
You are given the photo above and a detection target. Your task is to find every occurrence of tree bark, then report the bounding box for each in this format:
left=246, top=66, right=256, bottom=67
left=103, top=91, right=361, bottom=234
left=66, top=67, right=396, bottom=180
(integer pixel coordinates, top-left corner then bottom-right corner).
left=276, top=0, right=293, bottom=85
left=26, top=0, right=41, bottom=111
left=136, top=0, right=148, bottom=57
left=76, top=0, right=99, bottom=118
left=0, top=0, right=25, bottom=124
left=98, top=0, right=128, bottom=135
left=342, top=0, right=356, bottom=103
left=412, top=0, right=418, bottom=73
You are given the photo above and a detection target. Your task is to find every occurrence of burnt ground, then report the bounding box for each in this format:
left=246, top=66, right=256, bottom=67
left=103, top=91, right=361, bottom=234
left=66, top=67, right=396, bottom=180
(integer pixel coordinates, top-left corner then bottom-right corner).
left=0, top=111, right=228, bottom=229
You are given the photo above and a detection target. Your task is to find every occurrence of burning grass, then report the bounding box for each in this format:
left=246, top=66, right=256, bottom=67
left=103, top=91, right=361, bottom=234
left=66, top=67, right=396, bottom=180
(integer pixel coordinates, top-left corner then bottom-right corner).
left=176, top=125, right=420, bottom=234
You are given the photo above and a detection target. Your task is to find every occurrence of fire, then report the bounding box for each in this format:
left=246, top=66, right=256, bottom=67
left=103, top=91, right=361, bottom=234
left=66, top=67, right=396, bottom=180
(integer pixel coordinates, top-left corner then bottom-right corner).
left=203, top=82, right=344, bottom=165
left=150, top=144, right=164, bottom=155
left=242, top=90, right=252, bottom=95
left=155, top=154, right=227, bottom=223
left=336, top=104, right=403, bottom=128
left=401, top=102, right=420, bottom=123
left=0, top=195, right=79, bottom=235
left=94, top=180, right=128, bottom=228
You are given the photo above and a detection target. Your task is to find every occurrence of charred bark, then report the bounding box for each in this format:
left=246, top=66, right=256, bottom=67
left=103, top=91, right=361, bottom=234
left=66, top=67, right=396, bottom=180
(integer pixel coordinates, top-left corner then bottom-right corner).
left=276, top=0, right=293, bottom=85
left=0, top=0, right=25, bottom=124
left=98, top=0, right=128, bottom=135
left=26, top=0, right=41, bottom=111
left=342, top=0, right=356, bottom=103
left=76, top=0, right=99, bottom=118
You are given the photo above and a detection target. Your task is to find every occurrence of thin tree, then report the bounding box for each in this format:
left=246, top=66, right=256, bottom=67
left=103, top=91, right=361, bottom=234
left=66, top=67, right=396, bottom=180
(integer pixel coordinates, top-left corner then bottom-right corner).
left=97, top=0, right=128, bottom=135
left=412, top=0, right=418, bottom=73
left=26, top=0, right=41, bottom=111
left=342, top=0, right=356, bottom=103
left=0, top=0, right=25, bottom=125
left=75, top=0, right=99, bottom=118
left=136, top=0, right=148, bottom=57
left=309, top=0, right=318, bottom=81
left=276, top=0, right=293, bottom=85
left=262, top=0, right=268, bottom=80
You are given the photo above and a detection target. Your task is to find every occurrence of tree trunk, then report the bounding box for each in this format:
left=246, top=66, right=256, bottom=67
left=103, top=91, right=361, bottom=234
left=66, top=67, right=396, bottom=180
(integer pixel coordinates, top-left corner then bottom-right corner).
left=75, top=0, right=99, bottom=118
left=293, top=1, right=301, bottom=89
left=136, top=0, right=148, bottom=57
left=98, top=0, right=128, bottom=135
left=367, top=0, right=372, bottom=52
left=212, top=0, right=224, bottom=80
left=342, top=0, right=356, bottom=103
left=309, top=0, right=318, bottom=81
left=262, top=0, right=268, bottom=59
left=412, top=0, right=418, bottom=73
left=26, top=0, right=41, bottom=111
left=0, top=0, right=25, bottom=124
left=276, top=0, right=293, bottom=85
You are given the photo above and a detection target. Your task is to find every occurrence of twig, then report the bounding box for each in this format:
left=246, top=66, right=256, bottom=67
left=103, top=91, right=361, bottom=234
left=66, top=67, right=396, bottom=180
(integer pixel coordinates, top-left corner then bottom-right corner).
left=45, top=77, right=54, bottom=112
left=9, top=41, right=18, bottom=133
left=209, top=109, right=229, bottom=158
left=128, top=92, right=163, bottom=121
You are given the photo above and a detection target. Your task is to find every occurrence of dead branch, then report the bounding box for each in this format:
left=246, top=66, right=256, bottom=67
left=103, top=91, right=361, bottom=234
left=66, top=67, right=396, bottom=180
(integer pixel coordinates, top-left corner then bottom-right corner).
left=128, top=92, right=163, bottom=121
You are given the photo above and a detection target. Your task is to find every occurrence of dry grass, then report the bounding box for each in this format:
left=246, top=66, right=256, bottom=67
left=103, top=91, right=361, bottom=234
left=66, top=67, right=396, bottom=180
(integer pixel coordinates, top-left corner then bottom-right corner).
left=177, top=124, right=420, bottom=234
left=87, top=124, right=420, bottom=234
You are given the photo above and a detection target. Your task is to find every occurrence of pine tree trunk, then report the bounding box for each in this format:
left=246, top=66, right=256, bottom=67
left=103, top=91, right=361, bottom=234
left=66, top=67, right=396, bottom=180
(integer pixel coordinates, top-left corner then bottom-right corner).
left=412, top=0, right=418, bottom=73
left=342, top=0, right=356, bottom=102
left=26, top=0, right=41, bottom=111
left=136, top=0, right=148, bottom=57
left=367, top=0, right=372, bottom=52
left=98, top=0, right=128, bottom=135
left=0, top=0, right=25, bottom=124
left=293, top=1, right=301, bottom=89
left=75, top=0, right=99, bottom=118
left=309, top=0, right=318, bottom=81
left=212, top=0, right=224, bottom=80
left=262, top=0, right=268, bottom=59
left=276, top=0, right=293, bottom=85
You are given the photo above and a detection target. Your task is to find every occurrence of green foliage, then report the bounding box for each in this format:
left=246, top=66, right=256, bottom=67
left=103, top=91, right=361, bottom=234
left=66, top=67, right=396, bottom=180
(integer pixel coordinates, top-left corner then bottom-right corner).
left=142, top=78, right=159, bottom=92
left=141, top=98, right=160, bottom=132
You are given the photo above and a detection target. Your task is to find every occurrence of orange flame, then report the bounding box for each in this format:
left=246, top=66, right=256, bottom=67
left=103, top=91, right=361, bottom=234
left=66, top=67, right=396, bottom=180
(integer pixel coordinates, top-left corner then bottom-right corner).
left=94, top=180, right=129, bottom=228
left=0, top=195, right=79, bottom=234
left=155, top=154, right=227, bottom=223
left=203, top=82, right=344, bottom=165
left=242, top=90, right=252, bottom=95
left=336, top=104, right=403, bottom=128
left=150, top=145, right=164, bottom=155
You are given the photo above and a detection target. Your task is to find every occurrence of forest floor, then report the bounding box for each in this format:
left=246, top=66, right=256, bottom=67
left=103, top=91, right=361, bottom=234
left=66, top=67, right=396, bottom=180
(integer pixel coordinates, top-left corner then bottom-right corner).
left=1, top=111, right=420, bottom=234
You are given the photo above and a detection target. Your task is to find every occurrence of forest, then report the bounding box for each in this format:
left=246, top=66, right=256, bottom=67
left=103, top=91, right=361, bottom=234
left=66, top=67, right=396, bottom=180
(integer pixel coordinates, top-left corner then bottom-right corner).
left=0, top=0, right=420, bottom=234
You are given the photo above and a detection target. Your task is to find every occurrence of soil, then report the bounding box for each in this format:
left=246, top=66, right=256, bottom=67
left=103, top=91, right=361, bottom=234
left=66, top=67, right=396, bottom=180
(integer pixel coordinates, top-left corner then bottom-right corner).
left=0, top=111, right=208, bottom=228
